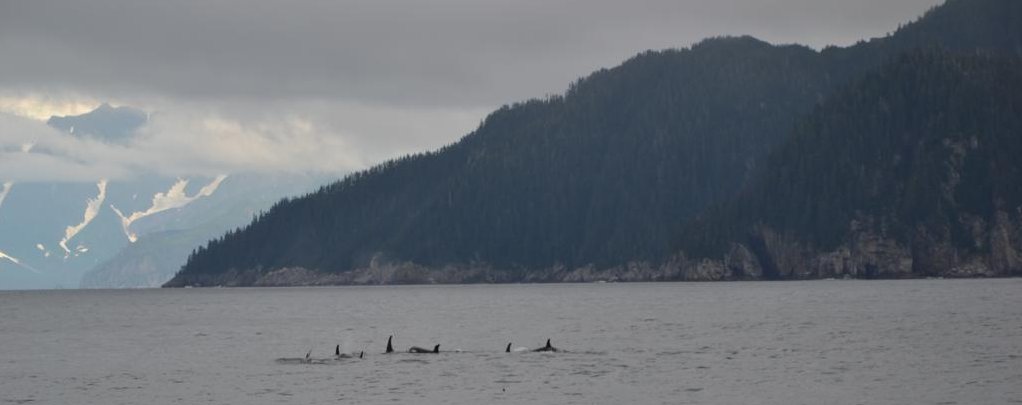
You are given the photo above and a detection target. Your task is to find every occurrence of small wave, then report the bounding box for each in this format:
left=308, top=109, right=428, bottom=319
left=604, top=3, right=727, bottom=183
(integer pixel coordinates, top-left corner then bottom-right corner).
left=274, top=357, right=342, bottom=365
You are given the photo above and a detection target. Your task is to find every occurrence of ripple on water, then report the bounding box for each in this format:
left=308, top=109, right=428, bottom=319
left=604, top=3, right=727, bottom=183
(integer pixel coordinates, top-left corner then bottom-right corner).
left=3, top=281, right=1020, bottom=404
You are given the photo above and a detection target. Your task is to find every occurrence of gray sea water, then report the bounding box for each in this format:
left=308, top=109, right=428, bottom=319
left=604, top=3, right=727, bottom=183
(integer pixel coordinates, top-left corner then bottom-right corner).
left=1, top=280, right=1021, bottom=404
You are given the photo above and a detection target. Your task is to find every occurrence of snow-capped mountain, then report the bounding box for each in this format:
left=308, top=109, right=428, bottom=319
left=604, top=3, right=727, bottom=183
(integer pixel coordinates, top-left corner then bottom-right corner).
left=0, top=104, right=328, bottom=289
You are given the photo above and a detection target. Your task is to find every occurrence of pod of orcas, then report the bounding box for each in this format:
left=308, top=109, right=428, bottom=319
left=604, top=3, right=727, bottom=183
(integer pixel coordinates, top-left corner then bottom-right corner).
left=383, top=335, right=558, bottom=354
left=283, top=336, right=560, bottom=363
left=335, top=344, right=365, bottom=359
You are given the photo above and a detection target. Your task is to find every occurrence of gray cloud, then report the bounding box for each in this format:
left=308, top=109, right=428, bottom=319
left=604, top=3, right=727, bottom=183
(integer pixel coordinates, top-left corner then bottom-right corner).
left=0, top=98, right=485, bottom=183
left=0, top=0, right=943, bottom=184
left=1, top=0, right=942, bottom=108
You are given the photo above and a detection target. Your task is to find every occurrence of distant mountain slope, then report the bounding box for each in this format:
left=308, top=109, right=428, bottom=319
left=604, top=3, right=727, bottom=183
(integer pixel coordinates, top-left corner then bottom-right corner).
left=47, top=103, right=147, bottom=142
left=79, top=229, right=196, bottom=288
left=167, top=0, right=1022, bottom=287
left=678, top=51, right=1022, bottom=279
left=81, top=173, right=325, bottom=288
left=0, top=103, right=326, bottom=289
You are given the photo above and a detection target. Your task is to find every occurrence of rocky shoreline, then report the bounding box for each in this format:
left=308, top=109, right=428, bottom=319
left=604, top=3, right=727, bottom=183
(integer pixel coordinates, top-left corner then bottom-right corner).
left=163, top=220, right=1021, bottom=287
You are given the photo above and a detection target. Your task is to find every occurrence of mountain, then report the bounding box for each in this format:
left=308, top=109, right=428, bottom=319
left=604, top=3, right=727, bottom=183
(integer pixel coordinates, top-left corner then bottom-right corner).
left=78, top=229, right=197, bottom=288
left=0, top=105, right=326, bottom=289
left=47, top=103, right=148, bottom=142
left=676, top=51, right=1022, bottom=280
left=167, top=38, right=838, bottom=287
left=79, top=173, right=326, bottom=288
left=166, top=0, right=1022, bottom=287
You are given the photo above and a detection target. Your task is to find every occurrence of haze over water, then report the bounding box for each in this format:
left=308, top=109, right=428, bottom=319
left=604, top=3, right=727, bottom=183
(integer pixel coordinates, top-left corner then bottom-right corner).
left=1, top=280, right=1020, bottom=404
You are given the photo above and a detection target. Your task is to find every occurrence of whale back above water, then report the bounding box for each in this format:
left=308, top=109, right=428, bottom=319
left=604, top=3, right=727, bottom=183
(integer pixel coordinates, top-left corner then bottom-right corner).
left=534, top=339, right=558, bottom=352
left=334, top=345, right=359, bottom=359
left=409, top=344, right=440, bottom=354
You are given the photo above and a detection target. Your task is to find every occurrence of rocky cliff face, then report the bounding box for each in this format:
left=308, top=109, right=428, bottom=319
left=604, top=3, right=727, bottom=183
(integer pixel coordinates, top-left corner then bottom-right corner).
left=161, top=209, right=1022, bottom=287
left=692, top=208, right=1022, bottom=281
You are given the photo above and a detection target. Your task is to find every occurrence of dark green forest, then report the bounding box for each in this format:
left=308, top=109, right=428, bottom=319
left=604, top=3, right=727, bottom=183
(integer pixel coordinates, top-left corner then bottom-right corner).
left=167, top=0, right=1022, bottom=286
left=682, top=51, right=1022, bottom=276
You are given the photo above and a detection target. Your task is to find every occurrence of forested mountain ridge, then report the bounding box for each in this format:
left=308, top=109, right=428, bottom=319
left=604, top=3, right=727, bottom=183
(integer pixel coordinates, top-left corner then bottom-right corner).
left=166, top=0, right=1022, bottom=287
left=678, top=51, right=1022, bottom=280
left=169, top=38, right=836, bottom=286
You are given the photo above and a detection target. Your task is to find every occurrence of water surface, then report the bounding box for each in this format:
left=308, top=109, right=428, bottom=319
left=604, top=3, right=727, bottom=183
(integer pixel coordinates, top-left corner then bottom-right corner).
left=1, top=280, right=1020, bottom=404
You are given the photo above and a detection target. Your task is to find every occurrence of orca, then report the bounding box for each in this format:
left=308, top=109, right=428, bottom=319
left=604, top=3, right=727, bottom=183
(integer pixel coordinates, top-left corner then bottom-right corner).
left=533, top=339, right=558, bottom=352
left=360, top=351, right=364, bottom=359
left=335, top=344, right=358, bottom=359
left=409, top=344, right=440, bottom=354
left=275, top=350, right=320, bottom=365
left=506, top=342, right=512, bottom=353
left=385, top=335, right=394, bottom=354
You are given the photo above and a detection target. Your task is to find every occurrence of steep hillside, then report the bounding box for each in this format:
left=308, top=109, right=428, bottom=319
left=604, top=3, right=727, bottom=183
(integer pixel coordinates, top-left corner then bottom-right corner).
left=170, top=38, right=838, bottom=286
left=167, top=0, right=1022, bottom=287
left=678, top=51, right=1022, bottom=280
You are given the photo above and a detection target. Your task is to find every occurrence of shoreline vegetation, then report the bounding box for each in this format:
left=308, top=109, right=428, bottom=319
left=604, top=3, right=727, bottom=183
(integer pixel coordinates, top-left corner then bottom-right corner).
left=164, top=259, right=1016, bottom=288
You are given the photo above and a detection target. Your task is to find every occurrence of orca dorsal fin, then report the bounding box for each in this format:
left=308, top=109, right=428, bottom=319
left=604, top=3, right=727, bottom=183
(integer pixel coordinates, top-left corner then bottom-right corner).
left=360, top=351, right=364, bottom=359
left=545, top=339, right=552, bottom=348
left=335, top=344, right=340, bottom=356
left=386, top=335, right=394, bottom=353
left=305, top=350, right=311, bottom=360
left=506, top=342, right=512, bottom=353
left=433, top=344, right=440, bottom=353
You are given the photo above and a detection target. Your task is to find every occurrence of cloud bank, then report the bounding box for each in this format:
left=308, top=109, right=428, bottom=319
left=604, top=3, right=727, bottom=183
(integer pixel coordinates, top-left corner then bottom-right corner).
left=0, top=0, right=942, bottom=109
left=0, top=100, right=485, bottom=184
left=0, top=0, right=941, bottom=187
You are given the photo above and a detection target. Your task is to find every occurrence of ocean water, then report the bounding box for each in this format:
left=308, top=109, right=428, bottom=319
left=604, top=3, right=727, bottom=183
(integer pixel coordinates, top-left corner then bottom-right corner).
left=1, top=280, right=1020, bottom=404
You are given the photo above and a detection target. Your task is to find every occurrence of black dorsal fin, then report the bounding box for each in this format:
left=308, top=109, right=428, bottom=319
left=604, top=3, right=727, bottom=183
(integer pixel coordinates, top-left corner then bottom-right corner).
left=386, top=335, right=394, bottom=353
left=545, top=339, right=552, bottom=348
left=335, top=344, right=340, bottom=356
left=433, top=344, right=440, bottom=353
left=506, top=342, right=512, bottom=353
left=359, top=351, right=364, bottom=359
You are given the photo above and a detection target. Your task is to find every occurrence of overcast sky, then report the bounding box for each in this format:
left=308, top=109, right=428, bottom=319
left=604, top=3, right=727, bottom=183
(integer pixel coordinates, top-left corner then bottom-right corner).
left=0, top=0, right=943, bottom=182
